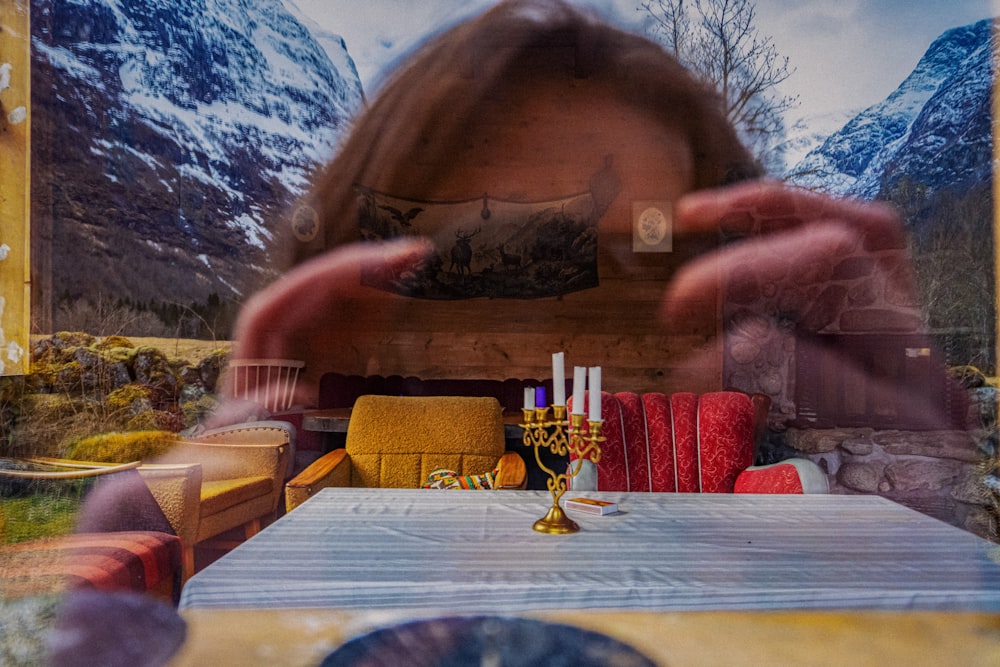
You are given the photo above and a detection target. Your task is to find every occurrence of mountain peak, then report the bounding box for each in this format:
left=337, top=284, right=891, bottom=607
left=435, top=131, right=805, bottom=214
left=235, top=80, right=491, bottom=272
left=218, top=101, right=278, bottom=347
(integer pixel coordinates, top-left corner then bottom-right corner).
left=786, top=18, right=993, bottom=200
left=33, top=0, right=364, bottom=325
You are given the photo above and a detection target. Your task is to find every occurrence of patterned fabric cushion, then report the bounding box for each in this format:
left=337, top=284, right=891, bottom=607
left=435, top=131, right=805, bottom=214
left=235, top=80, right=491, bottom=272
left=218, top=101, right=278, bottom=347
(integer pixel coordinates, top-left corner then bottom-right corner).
left=697, top=392, right=754, bottom=493
left=669, top=393, right=701, bottom=492
left=569, top=391, right=810, bottom=495
left=733, top=463, right=804, bottom=494
left=0, top=531, right=182, bottom=599
left=568, top=392, right=629, bottom=492
left=422, top=467, right=497, bottom=490
left=642, top=393, right=675, bottom=492
left=735, top=459, right=830, bottom=494
left=614, top=392, right=652, bottom=492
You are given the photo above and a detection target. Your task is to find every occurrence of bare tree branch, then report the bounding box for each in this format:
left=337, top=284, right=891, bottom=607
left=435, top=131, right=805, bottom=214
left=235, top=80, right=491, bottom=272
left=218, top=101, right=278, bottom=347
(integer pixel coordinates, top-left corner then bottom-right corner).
left=641, top=0, right=798, bottom=172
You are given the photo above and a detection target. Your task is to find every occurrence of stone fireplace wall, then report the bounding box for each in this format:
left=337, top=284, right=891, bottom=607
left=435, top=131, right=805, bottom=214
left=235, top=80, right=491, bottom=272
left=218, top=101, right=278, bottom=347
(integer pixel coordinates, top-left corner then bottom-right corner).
left=721, top=207, right=922, bottom=421
left=720, top=206, right=997, bottom=541
left=782, top=424, right=996, bottom=540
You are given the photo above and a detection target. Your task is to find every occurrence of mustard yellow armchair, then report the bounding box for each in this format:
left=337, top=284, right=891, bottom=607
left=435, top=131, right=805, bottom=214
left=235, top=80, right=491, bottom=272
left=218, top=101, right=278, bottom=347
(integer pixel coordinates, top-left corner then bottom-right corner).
left=285, top=395, right=526, bottom=511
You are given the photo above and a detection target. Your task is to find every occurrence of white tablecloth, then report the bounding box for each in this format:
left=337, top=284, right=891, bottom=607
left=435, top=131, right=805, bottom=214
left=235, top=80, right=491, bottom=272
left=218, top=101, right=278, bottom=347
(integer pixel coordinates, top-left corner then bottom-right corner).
left=180, top=488, right=1000, bottom=612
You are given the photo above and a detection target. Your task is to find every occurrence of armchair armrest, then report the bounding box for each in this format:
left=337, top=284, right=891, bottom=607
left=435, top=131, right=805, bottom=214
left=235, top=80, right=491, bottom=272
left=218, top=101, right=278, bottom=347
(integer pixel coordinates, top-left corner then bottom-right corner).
left=159, top=441, right=288, bottom=488
left=21, top=458, right=141, bottom=478
left=285, top=449, right=351, bottom=511
left=23, top=457, right=203, bottom=556
left=495, top=452, right=527, bottom=490
left=134, top=463, right=203, bottom=547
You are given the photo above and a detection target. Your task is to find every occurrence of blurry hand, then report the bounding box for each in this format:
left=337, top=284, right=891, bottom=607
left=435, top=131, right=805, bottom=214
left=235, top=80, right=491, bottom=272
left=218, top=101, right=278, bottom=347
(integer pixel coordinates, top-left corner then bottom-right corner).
left=660, top=180, right=956, bottom=430
left=206, top=237, right=433, bottom=425
left=662, top=179, right=915, bottom=326
left=232, top=237, right=435, bottom=360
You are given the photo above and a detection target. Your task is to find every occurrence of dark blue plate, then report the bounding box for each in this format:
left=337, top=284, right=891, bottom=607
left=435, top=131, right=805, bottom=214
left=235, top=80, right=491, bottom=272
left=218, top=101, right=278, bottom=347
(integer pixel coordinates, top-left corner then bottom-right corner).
left=320, top=615, right=656, bottom=666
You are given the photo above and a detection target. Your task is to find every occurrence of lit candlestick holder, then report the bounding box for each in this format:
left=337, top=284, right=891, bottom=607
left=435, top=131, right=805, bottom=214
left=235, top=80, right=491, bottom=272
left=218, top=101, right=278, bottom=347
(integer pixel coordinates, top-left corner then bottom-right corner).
left=521, top=404, right=604, bottom=534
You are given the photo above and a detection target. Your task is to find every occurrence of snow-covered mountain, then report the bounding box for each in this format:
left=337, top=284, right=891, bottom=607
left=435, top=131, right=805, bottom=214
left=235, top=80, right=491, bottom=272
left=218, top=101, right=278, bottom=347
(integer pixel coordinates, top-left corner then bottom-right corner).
left=778, top=108, right=861, bottom=178
left=787, top=18, right=993, bottom=200
left=31, top=0, right=363, bottom=321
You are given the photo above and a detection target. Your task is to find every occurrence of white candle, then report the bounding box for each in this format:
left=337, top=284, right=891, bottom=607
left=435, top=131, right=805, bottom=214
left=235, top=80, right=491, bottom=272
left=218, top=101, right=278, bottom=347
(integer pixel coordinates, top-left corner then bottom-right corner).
left=572, top=367, right=586, bottom=414
left=551, top=352, right=565, bottom=406
left=588, top=366, right=602, bottom=421
left=524, top=387, right=534, bottom=411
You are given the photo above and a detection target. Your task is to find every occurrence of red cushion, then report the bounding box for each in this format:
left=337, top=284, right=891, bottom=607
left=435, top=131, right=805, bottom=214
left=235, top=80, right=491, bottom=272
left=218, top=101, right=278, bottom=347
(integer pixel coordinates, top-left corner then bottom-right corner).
left=614, top=392, right=651, bottom=492
left=698, top=392, right=755, bottom=493
left=642, top=392, right=675, bottom=492
left=670, top=393, right=700, bottom=492
left=734, top=463, right=806, bottom=494
left=569, top=391, right=763, bottom=495
left=569, top=392, right=628, bottom=492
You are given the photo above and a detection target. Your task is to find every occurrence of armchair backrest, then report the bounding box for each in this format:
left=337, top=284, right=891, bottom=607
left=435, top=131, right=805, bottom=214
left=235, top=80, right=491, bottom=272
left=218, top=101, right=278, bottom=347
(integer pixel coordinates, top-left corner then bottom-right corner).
left=192, top=420, right=298, bottom=479
left=572, top=391, right=755, bottom=493
left=345, top=395, right=506, bottom=488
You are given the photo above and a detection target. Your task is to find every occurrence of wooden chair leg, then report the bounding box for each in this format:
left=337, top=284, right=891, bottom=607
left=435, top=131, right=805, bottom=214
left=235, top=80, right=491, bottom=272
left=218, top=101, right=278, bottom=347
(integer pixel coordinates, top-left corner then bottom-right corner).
left=244, top=518, right=261, bottom=539
left=182, top=545, right=195, bottom=583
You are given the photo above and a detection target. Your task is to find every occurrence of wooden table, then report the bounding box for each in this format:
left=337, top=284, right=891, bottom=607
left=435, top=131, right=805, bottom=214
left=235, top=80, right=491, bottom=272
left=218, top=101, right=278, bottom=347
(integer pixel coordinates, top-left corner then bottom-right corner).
left=171, top=608, right=1000, bottom=666
left=179, top=488, right=1000, bottom=613
left=300, top=407, right=352, bottom=433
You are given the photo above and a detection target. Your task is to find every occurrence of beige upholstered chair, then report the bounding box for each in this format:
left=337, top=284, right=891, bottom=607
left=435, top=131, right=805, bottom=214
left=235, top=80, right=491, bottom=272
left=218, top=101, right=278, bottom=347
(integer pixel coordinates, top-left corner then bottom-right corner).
left=28, top=457, right=202, bottom=552
left=285, top=395, right=526, bottom=511
left=157, top=421, right=291, bottom=577
left=52, top=421, right=291, bottom=580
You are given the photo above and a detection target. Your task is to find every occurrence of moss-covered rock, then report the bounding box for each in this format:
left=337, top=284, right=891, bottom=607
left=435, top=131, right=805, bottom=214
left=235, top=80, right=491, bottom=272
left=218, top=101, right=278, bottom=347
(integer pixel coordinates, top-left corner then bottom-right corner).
left=94, top=335, right=134, bottom=351
left=7, top=335, right=234, bottom=459
left=180, top=394, right=219, bottom=428
left=133, top=347, right=177, bottom=389
left=52, top=360, right=85, bottom=394
left=64, top=430, right=178, bottom=463
left=106, top=383, right=154, bottom=414
left=124, top=410, right=186, bottom=433
left=51, top=331, right=95, bottom=350
left=199, top=349, right=229, bottom=392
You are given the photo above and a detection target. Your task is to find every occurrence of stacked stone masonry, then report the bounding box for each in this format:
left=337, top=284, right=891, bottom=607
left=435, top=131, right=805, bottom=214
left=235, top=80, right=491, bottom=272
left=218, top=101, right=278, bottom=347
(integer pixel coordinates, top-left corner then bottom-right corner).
left=721, top=202, right=997, bottom=542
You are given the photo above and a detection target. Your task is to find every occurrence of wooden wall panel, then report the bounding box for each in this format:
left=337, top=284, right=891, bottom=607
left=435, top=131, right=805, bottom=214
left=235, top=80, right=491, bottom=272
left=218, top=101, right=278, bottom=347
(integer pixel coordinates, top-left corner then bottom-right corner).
left=0, top=0, right=30, bottom=375
left=290, top=53, right=725, bottom=405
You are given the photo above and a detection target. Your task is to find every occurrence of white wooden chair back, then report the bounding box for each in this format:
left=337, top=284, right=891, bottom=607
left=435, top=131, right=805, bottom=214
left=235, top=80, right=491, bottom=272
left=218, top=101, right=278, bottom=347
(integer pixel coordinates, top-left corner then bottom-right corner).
left=226, top=358, right=305, bottom=413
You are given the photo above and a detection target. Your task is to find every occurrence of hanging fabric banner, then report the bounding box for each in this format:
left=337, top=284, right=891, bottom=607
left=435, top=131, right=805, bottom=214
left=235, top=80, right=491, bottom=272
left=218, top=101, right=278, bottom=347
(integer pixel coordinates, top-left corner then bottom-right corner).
left=357, top=188, right=600, bottom=300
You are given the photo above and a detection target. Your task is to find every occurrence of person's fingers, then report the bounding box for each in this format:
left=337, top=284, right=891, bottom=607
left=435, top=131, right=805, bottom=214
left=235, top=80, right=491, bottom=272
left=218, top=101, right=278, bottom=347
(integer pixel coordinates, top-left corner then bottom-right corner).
left=659, top=221, right=862, bottom=327
left=664, top=180, right=917, bottom=329
left=232, top=238, right=434, bottom=359
left=675, top=180, right=903, bottom=244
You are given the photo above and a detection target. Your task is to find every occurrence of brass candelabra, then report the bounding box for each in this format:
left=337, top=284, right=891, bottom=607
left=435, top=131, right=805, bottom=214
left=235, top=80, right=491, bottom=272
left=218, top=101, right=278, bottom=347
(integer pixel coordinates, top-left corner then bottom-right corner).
left=521, top=404, right=604, bottom=534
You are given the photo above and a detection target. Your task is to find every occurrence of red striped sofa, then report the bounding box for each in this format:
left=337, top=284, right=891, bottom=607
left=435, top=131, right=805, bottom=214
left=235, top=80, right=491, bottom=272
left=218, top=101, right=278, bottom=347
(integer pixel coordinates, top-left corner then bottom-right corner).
left=1, top=463, right=184, bottom=602
left=0, top=531, right=182, bottom=601
left=569, top=391, right=828, bottom=494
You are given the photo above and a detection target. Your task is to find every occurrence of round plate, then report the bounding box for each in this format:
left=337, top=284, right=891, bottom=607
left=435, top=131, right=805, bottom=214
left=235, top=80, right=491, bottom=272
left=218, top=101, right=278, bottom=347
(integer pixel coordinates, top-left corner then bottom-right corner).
left=320, top=615, right=655, bottom=667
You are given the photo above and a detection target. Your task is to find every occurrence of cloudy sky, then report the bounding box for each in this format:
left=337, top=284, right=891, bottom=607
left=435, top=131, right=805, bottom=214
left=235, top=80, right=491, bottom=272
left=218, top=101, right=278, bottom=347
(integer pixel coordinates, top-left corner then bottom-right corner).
left=292, top=0, right=993, bottom=124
